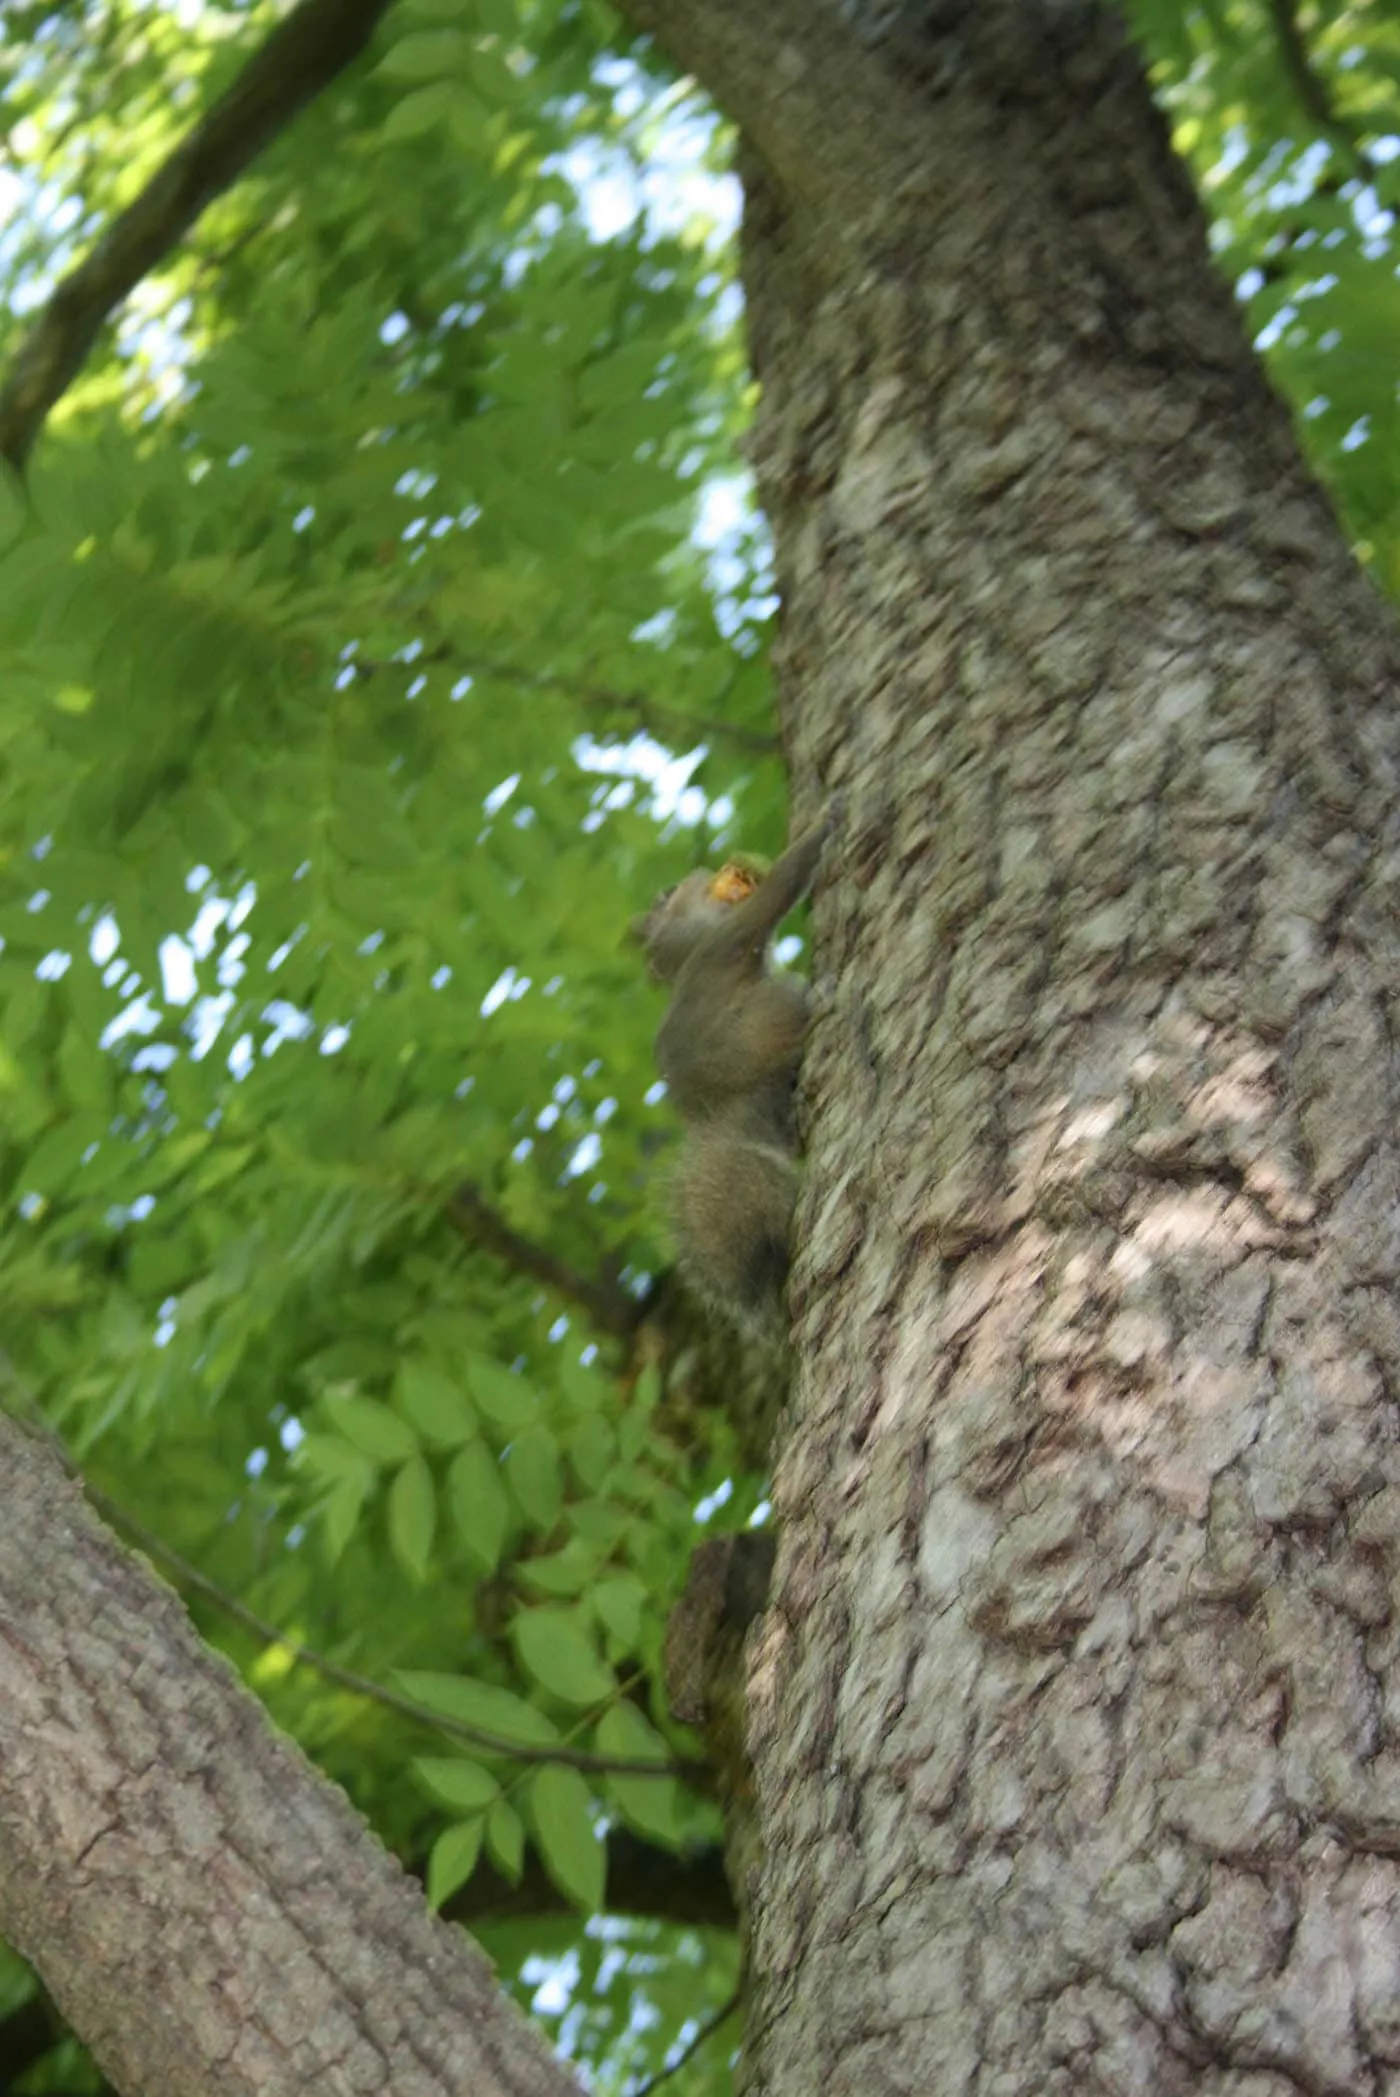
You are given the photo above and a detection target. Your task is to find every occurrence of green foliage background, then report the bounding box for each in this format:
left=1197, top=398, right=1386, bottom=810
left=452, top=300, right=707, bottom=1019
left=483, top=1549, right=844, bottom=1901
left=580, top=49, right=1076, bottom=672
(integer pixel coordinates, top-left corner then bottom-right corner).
left=0, top=0, right=1396, bottom=2089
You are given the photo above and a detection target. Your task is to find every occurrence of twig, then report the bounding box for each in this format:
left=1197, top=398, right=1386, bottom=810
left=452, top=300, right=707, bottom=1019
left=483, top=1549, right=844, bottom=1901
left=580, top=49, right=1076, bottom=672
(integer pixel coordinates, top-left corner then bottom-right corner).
left=194, top=219, right=268, bottom=280
left=0, top=1366, right=703, bottom=1783
left=89, top=1488, right=701, bottom=1778
left=448, top=1181, right=640, bottom=1338
left=0, top=0, right=395, bottom=471
left=626, top=1989, right=741, bottom=2097
left=357, top=647, right=778, bottom=757
left=450, top=651, right=778, bottom=756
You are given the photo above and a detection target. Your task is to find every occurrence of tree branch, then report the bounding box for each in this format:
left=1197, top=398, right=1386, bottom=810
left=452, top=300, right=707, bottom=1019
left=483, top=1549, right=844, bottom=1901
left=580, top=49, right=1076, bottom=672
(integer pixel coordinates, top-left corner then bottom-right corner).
left=448, top=1181, right=642, bottom=1339
left=0, top=0, right=396, bottom=473
left=0, top=1365, right=698, bottom=1781
left=611, top=0, right=899, bottom=216
left=0, top=1410, right=585, bottom=2097
left=445, top=1828, right=735, bottom=1932
left=447, top=651, right=777, bottom=755
left=0, top=1830, right=735, bottom=2089
left=1267, top=0, right=1378, bottom=183
left=357, top=649, right=777, bottom=756
left=0, top=1382, right=732, bottom=1947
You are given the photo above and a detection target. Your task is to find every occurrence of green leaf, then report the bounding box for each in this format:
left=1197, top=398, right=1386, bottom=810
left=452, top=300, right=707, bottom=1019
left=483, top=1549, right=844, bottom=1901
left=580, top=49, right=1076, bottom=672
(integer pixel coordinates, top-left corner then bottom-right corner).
left=380, top=80, right=455, bottom=142
left=568, top=1499, right=628, bottom=1550
left=59, top=1026, right=110, bottom=1110
left=301, top=1342, right=398, bottom=1392
left=513, top=1607, right=613, bottom=1707
left=591, top=1572, right=646, bottom=1655
left=0, top=904, right=60, bottom=956
left=447, top=1438, right=509, bottom=1571
left=565, top=1415, right=614, bottom=1491
left=486, top=1797, right=525, bottom=1883
left=529, top=1765, right=604, bottom=1912
left=322, top=1393, right=419, bottom=1465
left=0, top=465, right=26, bottom=554
left=518, top=1536, right=603, bottom=1597
left=632, top=1361, right=663, bottom=1414
left=5, top=978, right=47, bottom=1051
left=413, top=1757, right=500, bottom=1811
left=388, top=1454, right=436, bottom=1582
left=191, top=1149, right=254, bottom=1199
left=557, top=1351, right=609, bottom=1414
left=618, top=1409, right=654, bottom=1462
left=18, top=1117, right=105, bottom=1197
left=321, top=1472, right=371, bottom=1564
left=395, top=1361, right=475, bottom=1447
left=331, top=765, right=420, bottom=870
left=466, top=1353, right=539, bottom=1432
left=506, top=1423, right=563, bottom=1530
left=297, top=1435, right=378, bottom=1489
left=395, top=1671, right=561, bottom=1747
left=427, top=1819, right=485, bottom=1908
left=597, top=1705, right=681, bottom=1845
left=379, top=29, right=472, bottom=80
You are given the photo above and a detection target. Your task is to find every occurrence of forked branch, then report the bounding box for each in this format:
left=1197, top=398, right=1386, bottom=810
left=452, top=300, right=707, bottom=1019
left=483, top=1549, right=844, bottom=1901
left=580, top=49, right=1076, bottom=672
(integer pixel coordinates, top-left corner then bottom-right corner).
left=0, top=0, right=394, bottom=472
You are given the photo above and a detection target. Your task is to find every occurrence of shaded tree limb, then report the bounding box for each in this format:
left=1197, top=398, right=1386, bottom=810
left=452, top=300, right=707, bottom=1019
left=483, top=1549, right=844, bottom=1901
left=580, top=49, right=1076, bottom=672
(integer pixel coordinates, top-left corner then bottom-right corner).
left=448, top=1180, right=641, bottom=1338
left=358, top=648, right=777, bottom=756
left=0, top=0, right=396, bottom=473
left=0, top=1830, right=737, bottom=2086
left=446, top=651, right=778, bottom=756
left=446, top=1828, right=735, bottom=1933
left=611, top=0, right=904, bottom=213
left=0, top=1409, right=585, bottom=2097
left=0, top=1365, right=697, bottom=1782
left=1267, top=0, right=1379, bottom=183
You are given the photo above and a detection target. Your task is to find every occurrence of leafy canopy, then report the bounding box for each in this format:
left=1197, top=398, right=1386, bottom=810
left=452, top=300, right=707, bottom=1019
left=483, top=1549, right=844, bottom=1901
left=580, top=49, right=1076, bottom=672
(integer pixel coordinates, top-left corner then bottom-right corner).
left=0, top=0, right=1397, bottom=2091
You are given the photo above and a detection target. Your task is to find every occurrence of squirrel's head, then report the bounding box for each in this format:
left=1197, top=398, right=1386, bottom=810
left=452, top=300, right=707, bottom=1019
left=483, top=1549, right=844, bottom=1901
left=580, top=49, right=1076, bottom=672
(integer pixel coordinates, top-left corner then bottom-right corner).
left=631, top=859, right=767, bottom=981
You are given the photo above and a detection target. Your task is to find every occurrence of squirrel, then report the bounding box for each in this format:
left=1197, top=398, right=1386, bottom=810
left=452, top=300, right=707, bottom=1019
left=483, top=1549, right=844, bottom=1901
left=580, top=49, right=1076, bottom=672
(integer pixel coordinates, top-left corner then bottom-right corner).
left=635, top=809, right=836, bottom=1325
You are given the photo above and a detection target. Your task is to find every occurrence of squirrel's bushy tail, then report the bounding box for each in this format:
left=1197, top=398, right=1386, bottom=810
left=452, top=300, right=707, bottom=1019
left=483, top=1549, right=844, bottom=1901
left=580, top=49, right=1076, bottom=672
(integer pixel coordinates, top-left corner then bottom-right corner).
left=672, top=1126, right=797, bottom=1328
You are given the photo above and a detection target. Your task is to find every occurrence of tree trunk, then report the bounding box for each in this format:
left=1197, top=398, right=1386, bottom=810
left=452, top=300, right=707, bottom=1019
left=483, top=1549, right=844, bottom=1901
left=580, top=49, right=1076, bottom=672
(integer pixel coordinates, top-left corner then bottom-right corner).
left=625, top=2, right=1400, bottom=2092
left=0, top=1415, right=581, bottom=2097
left=11, top=0, right=1400, bottom=2090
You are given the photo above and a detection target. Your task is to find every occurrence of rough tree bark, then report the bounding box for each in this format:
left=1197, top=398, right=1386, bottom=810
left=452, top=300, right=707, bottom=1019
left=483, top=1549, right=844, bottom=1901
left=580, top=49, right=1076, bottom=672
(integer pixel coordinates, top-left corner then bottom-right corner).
left=8, top=0, right=1400, bottom=2091
left=0, top=1414, right=582, bottom=2097
left=619, top=2, right=1400, bottom=2092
